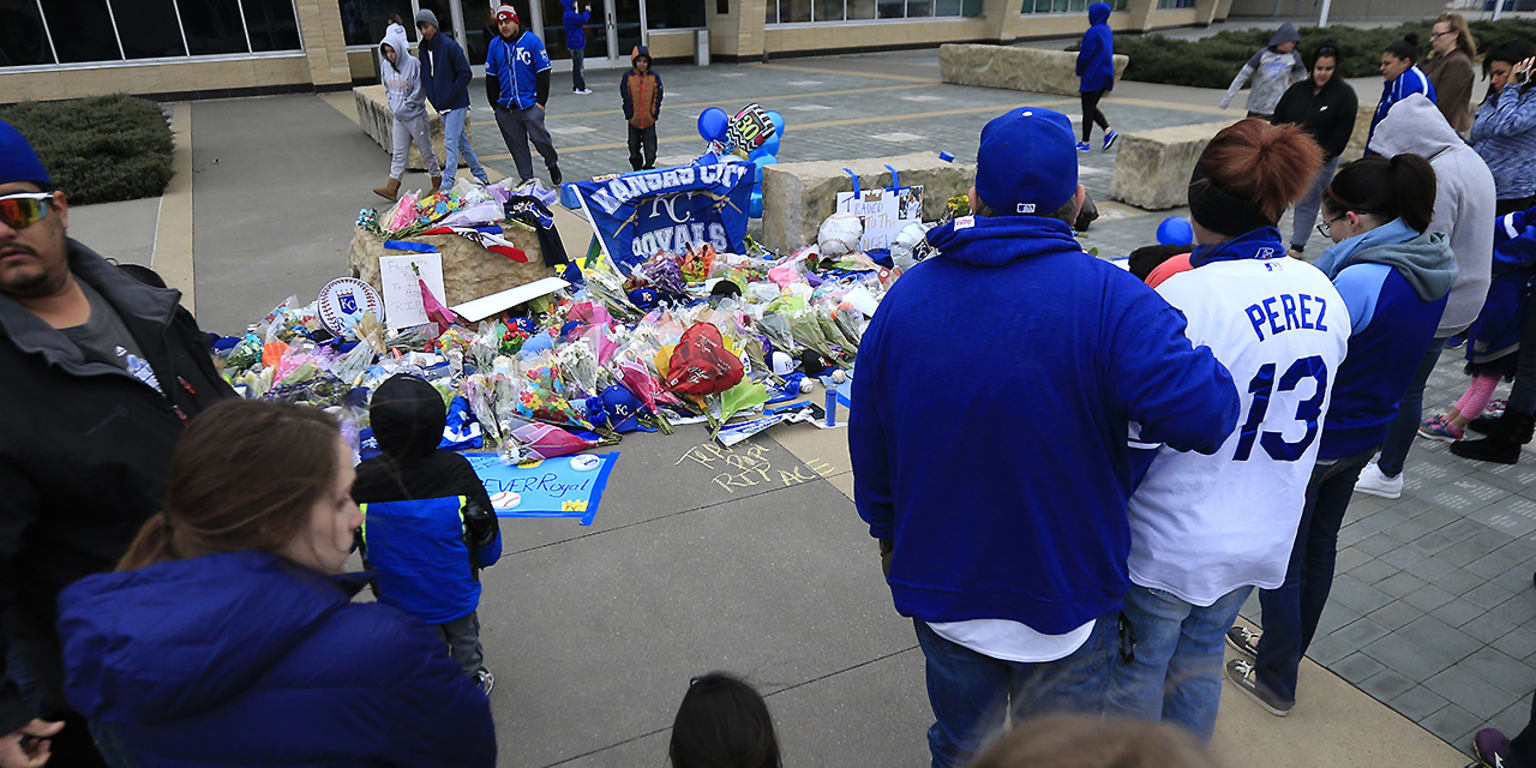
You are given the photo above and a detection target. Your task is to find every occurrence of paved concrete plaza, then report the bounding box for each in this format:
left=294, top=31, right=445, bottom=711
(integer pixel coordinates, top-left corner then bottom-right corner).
left=62, top=42, right=1535, bottom=767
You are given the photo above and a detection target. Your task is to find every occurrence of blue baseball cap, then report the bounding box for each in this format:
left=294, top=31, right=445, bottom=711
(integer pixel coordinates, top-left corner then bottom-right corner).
left=0, top=120, right=50, bottom=188
left=974, top=107, right=1077, bottom=217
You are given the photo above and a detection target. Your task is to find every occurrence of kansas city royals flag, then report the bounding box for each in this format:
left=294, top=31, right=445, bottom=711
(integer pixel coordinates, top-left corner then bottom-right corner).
left=572, top=162, right=754, bottom=271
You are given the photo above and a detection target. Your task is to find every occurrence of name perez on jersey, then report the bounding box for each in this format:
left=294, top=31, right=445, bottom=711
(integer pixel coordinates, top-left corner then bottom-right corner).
left=1244, top=292, right=1330, bottom=342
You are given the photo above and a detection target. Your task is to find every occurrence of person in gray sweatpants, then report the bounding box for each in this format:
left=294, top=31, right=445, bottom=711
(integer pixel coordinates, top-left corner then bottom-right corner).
left=373, top=22, right=441, bottom=201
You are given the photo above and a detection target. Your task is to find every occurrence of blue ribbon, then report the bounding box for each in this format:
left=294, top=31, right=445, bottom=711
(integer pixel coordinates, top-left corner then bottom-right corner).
left=843, top=168, right=860, bottom=197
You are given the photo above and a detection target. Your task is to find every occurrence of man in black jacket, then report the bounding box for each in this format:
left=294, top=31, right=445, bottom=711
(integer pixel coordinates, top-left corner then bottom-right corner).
left=1270, top=42, right=1359, bottom=255
left=0, top=120, right=232, bottom=765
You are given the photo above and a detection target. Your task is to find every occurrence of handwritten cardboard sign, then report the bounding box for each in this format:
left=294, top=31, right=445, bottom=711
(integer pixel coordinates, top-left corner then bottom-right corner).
left=378, top=253, right=446, bottom=329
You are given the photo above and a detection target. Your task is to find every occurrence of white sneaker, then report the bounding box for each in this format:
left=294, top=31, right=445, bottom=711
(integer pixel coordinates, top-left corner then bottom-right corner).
left=576, top=88, right=592, bottom=95
left=1354, top=461, right=1403, bottom=500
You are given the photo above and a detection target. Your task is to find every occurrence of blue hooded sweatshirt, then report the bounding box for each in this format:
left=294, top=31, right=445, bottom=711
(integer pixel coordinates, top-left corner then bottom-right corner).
left=563, top=0, right=591, bottom=51
left=1077, top=2, right=1116, bottom=93
left=1313, top=219, right=1456, bottom=458
left=56, top=551, right=496, bottom=767
left=849, top=214, right=1239, bottom=634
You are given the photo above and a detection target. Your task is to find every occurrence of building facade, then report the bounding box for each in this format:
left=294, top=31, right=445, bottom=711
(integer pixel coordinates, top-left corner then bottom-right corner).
left=1, top=0, right=1234, bottom=104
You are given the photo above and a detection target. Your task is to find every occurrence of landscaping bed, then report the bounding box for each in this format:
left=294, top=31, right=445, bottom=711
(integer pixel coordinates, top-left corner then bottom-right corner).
left=0, top=95, right=173, bottom=205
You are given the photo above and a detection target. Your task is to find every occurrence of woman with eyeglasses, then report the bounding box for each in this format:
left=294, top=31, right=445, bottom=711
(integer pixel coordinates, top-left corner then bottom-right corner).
left=1225, top=153, right=1457, bottom=717
left=1423, top=13, right=1478, bottom=135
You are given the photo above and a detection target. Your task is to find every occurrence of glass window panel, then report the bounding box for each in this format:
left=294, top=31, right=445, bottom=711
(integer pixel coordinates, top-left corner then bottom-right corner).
left=782, top=0, right=811, bottom=21
left=934, top=0, right=960, bottom=14
left=961, top=0, right=982, bottom=14
left=0, top=0, right=52, bottom=66
left=458, top=0, right=493, bottom=64
left=111, top=0, right=186, bottom=59
left=539, top=0, right=571, bottom=58
left=650, top=0, right=706, bottom=27
left=765, top=0, right=777, bottom=22
left=848, top=0, right=876, bottom=17
left=337, top=0, right=416, bottom=47
left=45, top=0, right=120, bottom=63
left=180, top=0, right=248, bottom=55
left=244, top=0, right=302, bottom=51
left=877, top=0, right=904, bottom=17
left=813, top=0, right=843, bottom=20
left=907, top=0, right=932, bottom=15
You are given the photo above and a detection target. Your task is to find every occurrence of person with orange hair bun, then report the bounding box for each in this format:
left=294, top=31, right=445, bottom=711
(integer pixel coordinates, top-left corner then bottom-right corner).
left=1107, top=119, right=1351, bottom=743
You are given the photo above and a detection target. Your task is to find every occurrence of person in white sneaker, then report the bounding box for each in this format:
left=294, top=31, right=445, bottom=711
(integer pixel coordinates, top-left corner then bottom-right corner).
left=1355, top=94, right=1494, bottom=499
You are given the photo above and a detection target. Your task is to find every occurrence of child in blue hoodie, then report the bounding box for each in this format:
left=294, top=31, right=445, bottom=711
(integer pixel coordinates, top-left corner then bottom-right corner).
left=1076, top=2, right=1119, bottom=152
left=1422, top=207, right=1536, bottom=441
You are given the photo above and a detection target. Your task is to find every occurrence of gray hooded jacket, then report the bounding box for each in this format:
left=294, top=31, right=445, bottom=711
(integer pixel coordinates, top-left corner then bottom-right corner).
left=379, top=24, right=428, bottom=122
left=1369, top=93, right=1495, bottom=337
left=1221, top=24, right=1306, bottom=116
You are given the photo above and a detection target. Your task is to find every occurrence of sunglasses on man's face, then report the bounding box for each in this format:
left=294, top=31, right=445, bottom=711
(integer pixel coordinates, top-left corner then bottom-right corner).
left=0, top=192, right=54, bottom=231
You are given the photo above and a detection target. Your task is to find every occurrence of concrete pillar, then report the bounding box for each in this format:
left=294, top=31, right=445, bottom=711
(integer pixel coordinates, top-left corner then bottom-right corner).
left=1125, top=0, right=1156, bottom=32
left=295, top=0, right=353, bottom=88
left=708, top=0, right=766, bottom=60
left=1194, top=0, right=1220, bottom=24
left=986, top=0, right=1027, bottom=42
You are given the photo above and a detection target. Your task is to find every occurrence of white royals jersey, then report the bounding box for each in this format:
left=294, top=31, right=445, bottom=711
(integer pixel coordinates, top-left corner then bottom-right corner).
left=1127, top=255, right=1351, bottom=606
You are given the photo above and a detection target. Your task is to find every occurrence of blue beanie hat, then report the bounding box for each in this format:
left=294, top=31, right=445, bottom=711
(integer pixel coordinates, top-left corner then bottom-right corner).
left=974, top=107, right=1077, bottom=216
left=0, top=120, right=50, bottom=188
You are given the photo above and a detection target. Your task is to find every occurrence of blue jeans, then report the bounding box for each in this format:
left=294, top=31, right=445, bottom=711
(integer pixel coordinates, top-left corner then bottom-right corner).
left=1106, top=584, right=1251, bottom=744
left=571, top=49, right=586, bottom=91
left=913, top=615, right=1116, bottom=768
left=439, top=106, right=489, bottom=191
left=1255, top=449, right=1374, bottom=703
left=1290, top=155, right=1340, bottom=250
left=1376, top=336, right=1450, bottom=477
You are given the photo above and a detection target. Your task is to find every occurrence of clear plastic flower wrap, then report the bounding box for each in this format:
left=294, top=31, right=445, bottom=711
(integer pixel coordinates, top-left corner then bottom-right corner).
left=331, top=341, right=377, bottom=386
left=553, top=337, right=601, bottom=400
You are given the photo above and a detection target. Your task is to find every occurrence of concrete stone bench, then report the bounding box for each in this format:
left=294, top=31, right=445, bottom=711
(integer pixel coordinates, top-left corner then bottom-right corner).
left=347, top=227, right=551, bottom=307
left=939, top=43, right=1128, bottom=97
left=760, top=152, right=975, bottom=256
left=1108, top=120, right=1235, bottom=210
left=353, top=85, right=466, bottom=171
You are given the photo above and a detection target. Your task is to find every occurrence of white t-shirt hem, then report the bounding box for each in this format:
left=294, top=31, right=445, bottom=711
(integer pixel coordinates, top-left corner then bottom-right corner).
left=926, top=618, right=1096, bottom=663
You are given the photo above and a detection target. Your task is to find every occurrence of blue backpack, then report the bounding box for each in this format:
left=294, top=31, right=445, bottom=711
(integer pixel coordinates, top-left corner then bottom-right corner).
left=360, top=496, right=502, bottom=625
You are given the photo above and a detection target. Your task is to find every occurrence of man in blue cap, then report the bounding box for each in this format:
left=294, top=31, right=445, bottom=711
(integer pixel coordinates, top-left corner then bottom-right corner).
left=0, top=120, right=230, bottom=766
left=848, top=107, right=1240, bottom=768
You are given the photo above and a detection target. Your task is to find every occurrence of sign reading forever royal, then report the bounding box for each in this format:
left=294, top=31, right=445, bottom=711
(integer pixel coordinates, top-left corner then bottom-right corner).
left=572, top=162, right=754, bottom=270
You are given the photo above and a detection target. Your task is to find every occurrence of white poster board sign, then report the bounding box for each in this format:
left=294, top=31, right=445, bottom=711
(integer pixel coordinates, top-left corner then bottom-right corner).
left=835, top=185, right=923, bottom=251
left=378, top=253, right=446, bottom=329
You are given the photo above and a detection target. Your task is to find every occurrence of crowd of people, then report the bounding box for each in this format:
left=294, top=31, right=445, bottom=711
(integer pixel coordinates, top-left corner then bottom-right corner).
left=2, top=7, right=1536, bottom=768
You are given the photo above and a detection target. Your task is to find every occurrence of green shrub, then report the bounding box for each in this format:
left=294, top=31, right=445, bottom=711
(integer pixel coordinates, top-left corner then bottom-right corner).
left=0, top=95, right=174, bottom=205
left=1070, top=19, right=1536, bottom=89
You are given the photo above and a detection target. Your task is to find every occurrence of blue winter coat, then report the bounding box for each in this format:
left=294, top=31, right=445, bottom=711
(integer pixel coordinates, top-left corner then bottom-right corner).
left=563, top=0, right=591, bottom=51
left=849, top=214, right=1238, bottom=634
left=57, top=551, right=496, bottom=767
left=1077, top=2, right=1116, bottom=93
left=1467, top=207, right=1536, bottom=366
left=361, top=496, right=503, bottom=625
left=419, top=31, right=473, bottom=111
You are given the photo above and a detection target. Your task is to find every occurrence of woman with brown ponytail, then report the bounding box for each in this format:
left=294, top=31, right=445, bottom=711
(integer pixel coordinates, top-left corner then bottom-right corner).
left=53, top=400, right=496, bottom=767
left=1226, top=153, right=1457, bottom=718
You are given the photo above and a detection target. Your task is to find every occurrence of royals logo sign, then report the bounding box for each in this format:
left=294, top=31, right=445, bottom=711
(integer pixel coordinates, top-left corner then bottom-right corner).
left=571, top=162, right=754, bottom=271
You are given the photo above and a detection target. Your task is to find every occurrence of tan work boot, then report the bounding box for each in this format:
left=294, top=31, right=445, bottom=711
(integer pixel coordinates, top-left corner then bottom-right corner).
left=372, top=178, right=401, bottom=201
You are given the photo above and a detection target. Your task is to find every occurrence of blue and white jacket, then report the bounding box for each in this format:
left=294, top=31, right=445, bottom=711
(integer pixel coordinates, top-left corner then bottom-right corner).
left=1467, top=207, right=1536, bottom=366
left=850, top=214, right=1238, bottom=634
left=360, top=496, right=502, bottom=625
left=1471, top=83, right=1536, bottom=201
left=486, top=29, right=553, bottom=110
left=1369, top=66, right=1436, bottom=148
left=1313, top=219, right=1456, bottom=458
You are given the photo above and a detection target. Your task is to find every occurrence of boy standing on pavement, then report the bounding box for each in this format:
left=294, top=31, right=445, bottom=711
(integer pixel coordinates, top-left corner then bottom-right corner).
left=562, top=0, right=593, bottom=94
left=621, top=46, right=663, bottom=172
left=849, top=106, right=1239, bottom=768
left=485, top=4, right=563, bottom=187
left=416, top=9, right=491, bottom=192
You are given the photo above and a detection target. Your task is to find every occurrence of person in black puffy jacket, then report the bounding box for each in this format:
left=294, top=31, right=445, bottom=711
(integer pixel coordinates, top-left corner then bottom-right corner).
left=1272, top=41, right=1359, bottom=255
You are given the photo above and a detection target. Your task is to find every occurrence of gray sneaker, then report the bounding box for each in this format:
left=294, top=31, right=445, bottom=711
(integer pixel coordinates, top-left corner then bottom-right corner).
left=1226, top=625, right=1260, bottom=658
left=1225, top=659, right=1292, bottom=716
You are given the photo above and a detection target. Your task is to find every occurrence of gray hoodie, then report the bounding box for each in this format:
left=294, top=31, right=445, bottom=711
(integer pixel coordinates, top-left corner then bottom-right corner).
left=1221, top=24, right=1307, bottom=116
left=379, top=24, right=427, bottom=122
left=1369, top=93, right=1495, bottom=337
